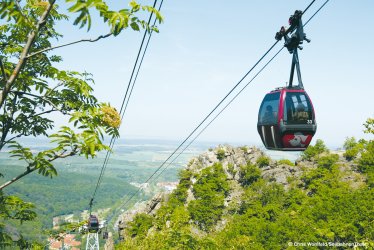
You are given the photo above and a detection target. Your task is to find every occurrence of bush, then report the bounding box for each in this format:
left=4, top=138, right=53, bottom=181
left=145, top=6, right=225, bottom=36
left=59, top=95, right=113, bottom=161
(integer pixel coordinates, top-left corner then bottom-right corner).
left=342, top=137, right=366, bottom=161
left=301, top=139, right=329, bottom=160
left=239, top=163, right=261, bottom=187
left=187, top=163, right=229, bottom=231
left=317, top=154, right=339, bottom=170
left=127, top=214, right=153, bottom=238
left=358, top=141, right=374, bottom=172
left=216, top=148, right=226, bottom=161
left=256, top=155, right=270, bottom=167
left=277, top=159, right=295, bottom=166
left=170, top=169, right=192, bottom=206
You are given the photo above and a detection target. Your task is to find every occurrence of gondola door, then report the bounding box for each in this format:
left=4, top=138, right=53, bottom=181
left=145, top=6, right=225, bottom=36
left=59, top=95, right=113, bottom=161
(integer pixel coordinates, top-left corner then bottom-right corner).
left=257, top=90, right=282, bottom=149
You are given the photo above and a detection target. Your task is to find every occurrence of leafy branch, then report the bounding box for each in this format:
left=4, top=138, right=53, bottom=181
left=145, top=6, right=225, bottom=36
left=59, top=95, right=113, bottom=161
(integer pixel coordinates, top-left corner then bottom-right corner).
left=12, top=90, right=67, bottom=114
left=0, top=141, right=79, bottom=190
left=0, top=0, right=56, bottom=109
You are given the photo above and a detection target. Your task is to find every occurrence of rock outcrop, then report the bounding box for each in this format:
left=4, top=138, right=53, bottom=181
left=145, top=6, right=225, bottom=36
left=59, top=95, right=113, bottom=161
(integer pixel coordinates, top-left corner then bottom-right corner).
left=117, top=144, right=363, bottom=237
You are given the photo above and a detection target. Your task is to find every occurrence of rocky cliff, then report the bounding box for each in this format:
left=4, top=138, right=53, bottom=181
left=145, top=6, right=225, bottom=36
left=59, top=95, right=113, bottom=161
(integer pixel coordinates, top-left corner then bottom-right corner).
left=119, top=145, right=373, bottom=249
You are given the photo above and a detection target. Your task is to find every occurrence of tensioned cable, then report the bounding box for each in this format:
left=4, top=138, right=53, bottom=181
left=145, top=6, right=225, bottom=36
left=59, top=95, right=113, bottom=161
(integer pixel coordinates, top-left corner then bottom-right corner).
left=89, top=0, right=161, bottom=209
left=152, top=47, right=285, bottom=183
left=94, top=0, right=165, bottom=211
left=116, top=41, right=279, bottom=209
left=117, top=0, right=329, bottom=210
left=151, top=0, right=329, bottom=182
left=95, top=0, right=164, bottom=195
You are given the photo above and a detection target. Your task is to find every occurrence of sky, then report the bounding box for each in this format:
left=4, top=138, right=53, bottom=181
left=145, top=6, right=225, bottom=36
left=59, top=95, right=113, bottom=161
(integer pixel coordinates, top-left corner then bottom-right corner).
left=52, top=0, right=373, bottom=149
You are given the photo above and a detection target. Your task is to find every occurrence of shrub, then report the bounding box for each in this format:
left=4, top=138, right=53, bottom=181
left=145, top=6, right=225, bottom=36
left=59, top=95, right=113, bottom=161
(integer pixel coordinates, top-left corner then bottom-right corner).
left=277, top=159, right=295, bottom=166
left=239, top=163, right=261, bottom=187
left=187, top=163, right=229, bottom=231
left=317, top=154, right=339, bottom=170
left=216, top=148, right=226, bottom=161
left=240, top=146, right=248, bottom=153
left=358, top=141, right=374, bottom=172
left=170, top=170, right=192, bottom=206
left=127, top=214, right=153, bottom=238
left=256, top=155, right=270, bottom=167
left=301, top=139, right=329, bottom=160
left=342, top=137, right=364, bottom=161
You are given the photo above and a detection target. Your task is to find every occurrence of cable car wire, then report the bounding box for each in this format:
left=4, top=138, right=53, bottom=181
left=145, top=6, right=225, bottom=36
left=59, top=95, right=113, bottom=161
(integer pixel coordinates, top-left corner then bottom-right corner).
left=115, top=41, right=279, bottom=210
left=89, top=0, right=162, bottom=210
left=116, top=0, right=329, bottom=211
left=152, top=0, right=330, bottom=182
left=152, top=47, right=285, bottom=183
left=96, top=0, right=165, bottom=194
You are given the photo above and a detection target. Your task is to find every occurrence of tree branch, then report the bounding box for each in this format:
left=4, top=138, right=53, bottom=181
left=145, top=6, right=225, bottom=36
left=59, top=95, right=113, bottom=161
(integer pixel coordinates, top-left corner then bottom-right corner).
left=0, top=146, right=78, bottom=190
left=0, top=57, right=7, bottom=83
left=0, top=94, right=17, bottom=151
left=0, top=0, right=56, bottom=109
left=12, top=90, right=67, bottom=114
left=0, top=108, right=57, bottom=147
left=26, top=33, right=113, bottom=59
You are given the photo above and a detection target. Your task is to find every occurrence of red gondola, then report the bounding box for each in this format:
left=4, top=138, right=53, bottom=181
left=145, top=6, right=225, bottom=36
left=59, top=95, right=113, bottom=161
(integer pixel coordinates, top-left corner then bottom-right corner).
left=88, top=215, right=99, bottom=232
left=257, top=87, right=316, bottom=150
left=257, top=10, right=317, bottom=151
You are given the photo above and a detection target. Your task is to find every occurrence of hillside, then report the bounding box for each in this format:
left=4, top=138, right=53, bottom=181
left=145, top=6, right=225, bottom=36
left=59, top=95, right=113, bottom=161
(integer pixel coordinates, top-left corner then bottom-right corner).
left=116, top=142, right=373, bottom=249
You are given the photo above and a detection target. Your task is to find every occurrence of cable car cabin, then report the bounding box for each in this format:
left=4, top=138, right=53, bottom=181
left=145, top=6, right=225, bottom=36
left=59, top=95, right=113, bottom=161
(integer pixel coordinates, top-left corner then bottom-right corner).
left=88, top=215, right=99, bottom=233
left=257, top=87, right=317, bottom=151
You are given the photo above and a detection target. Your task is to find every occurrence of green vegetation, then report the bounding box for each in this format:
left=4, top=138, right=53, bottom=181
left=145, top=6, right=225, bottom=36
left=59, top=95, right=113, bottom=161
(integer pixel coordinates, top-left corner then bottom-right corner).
left=238, top=162, right=261, bottom=187
left=0, top=160, right=140, bottom=244
left=127, top=214, right=154, bottom=238
left=300, top=139, right=329, bottom=160
left=188, top=163, right=229, bottom=231
left=0, top=0, right=162, bottom=247
left=343, top=137, right=365, bottom=161
left=277, top=158, right=295, bottom=166
left=256, top=155, right=271, bottom=167
left=216, top=148, right=226, bottom=161
left=169, top=169, right=192, bottom=206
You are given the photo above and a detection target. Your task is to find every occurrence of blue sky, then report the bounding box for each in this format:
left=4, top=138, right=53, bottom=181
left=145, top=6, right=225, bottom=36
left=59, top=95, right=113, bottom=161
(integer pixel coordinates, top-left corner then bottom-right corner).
left=54, top=0, right=373, bottom=149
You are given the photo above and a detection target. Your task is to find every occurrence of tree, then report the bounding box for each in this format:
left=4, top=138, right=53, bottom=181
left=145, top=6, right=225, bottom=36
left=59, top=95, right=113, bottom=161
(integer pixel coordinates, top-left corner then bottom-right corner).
left=363, top=118, right=374, bottom=134
left=300, top=139, right=329, bottom=160
left=0, top=0, right=162, bottom=245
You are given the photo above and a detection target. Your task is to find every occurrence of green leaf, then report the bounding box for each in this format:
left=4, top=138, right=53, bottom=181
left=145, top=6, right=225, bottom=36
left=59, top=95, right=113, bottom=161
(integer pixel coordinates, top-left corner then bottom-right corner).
left=130, top=22, right=139, bottom=31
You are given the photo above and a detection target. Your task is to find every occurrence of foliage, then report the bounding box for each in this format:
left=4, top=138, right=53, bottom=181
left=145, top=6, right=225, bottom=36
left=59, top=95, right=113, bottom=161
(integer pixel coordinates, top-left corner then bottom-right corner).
left=0, top=0, right=162, bottom=246
left=301, top=139, right=329, bottom=160
left=238, top=162, right=261, bottom=187
left=0, top=190, right=37, bottom=248
left=357, top=140, right=374, bottom=187
left=216, top=148, right=226, bottom=161
left=256, top=155, right=271, bottom=167
left=168, top=169, right=192, bottom=206
left=342, top=137, right=366, bottom=161
left=127, top=214, right=153, bottom=238
left=1, top=158, right=140, bottom=243
left=277, top=159, right=295, bottom=166
left=363, top=117, right=374, bottom=134
left=317, top=154, right=339, bottom=170
left=187, top=163, right=229, bottom=231
left=340, top=121, right=374, bottom=187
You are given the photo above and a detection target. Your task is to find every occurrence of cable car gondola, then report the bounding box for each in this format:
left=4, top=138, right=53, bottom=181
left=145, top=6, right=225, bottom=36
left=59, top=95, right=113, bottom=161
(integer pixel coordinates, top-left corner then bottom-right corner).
left=257, top=10, right=317, bottom=151
left=88, top=215, right=99, bottom=233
